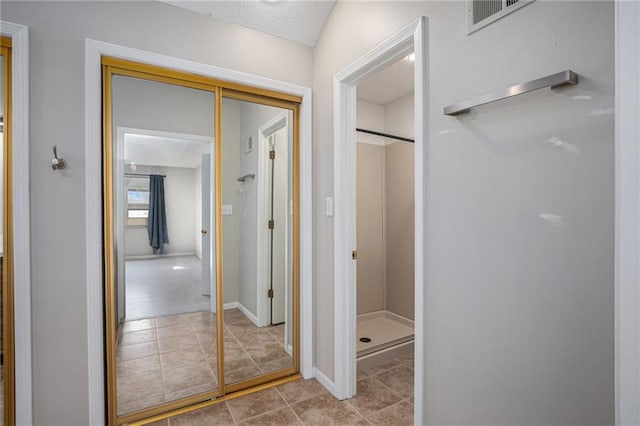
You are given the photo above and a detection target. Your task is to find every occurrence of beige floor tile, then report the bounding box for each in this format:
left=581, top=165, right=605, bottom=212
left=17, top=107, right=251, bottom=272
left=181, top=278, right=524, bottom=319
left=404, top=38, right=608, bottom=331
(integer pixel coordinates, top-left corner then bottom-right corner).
left=157, top=334, right=199, bottom=353
left=156, top=323, right=195, bottom=339
left=260, top=356, right=293, bottom=373
left=349, top=376, right=402, bottom=413
left=117, top=354, right=161, bottom=377
left=225, top=354, right=259, bottom=373
left=163, top=363, right=216, bottom=395
left=117, top=371, right=164, bottom=415
left=226, top=388, right=286, bottom=422
left=244, top=342, right=289, bottom=364
left=225, top=364, right=263, bottom=384
left=160, top=347, right=207, bottom=372
left=240, top=406, right=303, bottom=425
left=122, top=318, right=156, bottom=333
left=276, top=378, right=329, bottom=405
left=117, top=341, right=158, bottom=362
left=361, top=357, right=407, bottom=377
left=374, top=364, right=414, bottom=399
left=169, top=402, right=234, bottom=426
left=364, top=400, right=413, bottom=425
left=291, top=393, right=368, bottom=425
left=156, top=313, right=192, bottom=328
left=164, top=382, right=218, bottom=402
left=120, top=328, right=157, bottom=346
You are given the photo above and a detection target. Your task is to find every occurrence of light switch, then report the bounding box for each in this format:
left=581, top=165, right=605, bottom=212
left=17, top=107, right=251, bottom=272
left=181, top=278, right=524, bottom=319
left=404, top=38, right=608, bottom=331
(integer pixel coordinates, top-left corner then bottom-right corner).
left=222, top=204, right=233, bottom=215
left=325, top=197, right=334, bottom=217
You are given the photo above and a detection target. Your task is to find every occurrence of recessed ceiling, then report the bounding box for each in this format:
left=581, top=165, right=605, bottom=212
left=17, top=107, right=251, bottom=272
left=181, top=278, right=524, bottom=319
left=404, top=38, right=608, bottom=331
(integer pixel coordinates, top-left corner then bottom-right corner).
left=161, top=0, right=336, bottom=47
left=125, top=133, right=212, bottom=169
left=357, top=56, right=415, bottom=105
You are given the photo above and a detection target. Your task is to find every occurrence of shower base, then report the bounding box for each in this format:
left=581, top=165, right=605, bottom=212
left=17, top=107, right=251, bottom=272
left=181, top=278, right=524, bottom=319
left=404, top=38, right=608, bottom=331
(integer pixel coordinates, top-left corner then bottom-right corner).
left=356, top=310, right=414, bottom=368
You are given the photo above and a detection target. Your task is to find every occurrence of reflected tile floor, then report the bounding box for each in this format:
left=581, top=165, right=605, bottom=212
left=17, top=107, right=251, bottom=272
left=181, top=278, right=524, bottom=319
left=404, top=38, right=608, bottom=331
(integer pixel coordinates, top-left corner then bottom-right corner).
left=141, top=353, right=414, bottom=425
left=117, top=309, right=291, bottom=416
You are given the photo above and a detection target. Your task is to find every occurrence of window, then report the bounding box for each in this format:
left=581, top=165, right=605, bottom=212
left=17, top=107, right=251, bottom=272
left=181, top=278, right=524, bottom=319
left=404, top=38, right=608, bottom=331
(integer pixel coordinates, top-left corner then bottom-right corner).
left=468, top=0, right=534, bottom=34
left=127, top=178, right=149, bottom=226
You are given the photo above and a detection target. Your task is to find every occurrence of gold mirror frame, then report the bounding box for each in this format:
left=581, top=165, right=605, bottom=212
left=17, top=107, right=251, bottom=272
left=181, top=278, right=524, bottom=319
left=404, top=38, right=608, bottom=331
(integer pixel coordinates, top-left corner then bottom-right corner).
left=102, top=57, right=301, bottom=425
left=1, top=35, right=15, bottom=426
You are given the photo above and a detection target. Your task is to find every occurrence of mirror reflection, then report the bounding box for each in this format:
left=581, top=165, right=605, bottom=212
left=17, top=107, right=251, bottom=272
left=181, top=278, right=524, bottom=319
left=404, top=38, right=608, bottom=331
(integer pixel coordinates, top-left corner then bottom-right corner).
left=111, top=75, right=217, bottom=415
left=221, top=97, right=294, bottom=385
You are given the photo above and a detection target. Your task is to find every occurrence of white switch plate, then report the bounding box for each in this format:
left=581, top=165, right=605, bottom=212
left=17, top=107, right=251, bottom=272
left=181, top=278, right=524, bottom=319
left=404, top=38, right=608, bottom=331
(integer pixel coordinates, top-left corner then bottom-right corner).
left=325, top=197, right=334, bottom=217
left=222, top=204, right=233, bottom=215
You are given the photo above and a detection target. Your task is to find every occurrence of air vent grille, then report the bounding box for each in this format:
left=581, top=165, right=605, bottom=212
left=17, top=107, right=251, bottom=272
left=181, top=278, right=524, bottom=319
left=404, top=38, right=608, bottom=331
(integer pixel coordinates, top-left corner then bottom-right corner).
left=473, top=0, right=504, bottom=25
left=468, top=0, right=531, bottom=34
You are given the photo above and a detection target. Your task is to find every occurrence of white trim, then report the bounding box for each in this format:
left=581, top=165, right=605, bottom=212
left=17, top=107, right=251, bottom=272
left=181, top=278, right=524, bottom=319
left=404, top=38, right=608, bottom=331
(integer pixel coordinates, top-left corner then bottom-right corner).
left=332, top=17, right=428, bottom=424
left=85, top=39, right=314, bottom=423
left=237, top=302, right=260, bottom=327
left=313, top=367, right=336, bottom=395
left=1, top=20, right=32, bottom=426
left=615, top=1, right=640, bottom=424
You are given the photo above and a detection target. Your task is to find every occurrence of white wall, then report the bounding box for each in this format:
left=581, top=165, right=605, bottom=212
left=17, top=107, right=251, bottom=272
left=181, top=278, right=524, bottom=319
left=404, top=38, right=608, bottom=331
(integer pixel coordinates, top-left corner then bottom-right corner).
left=2, top=1, right=312, bottom=423
left=237, top=101, right=284, bottom=318
left=222, top=99, right=242, bottom=305
left=124, top=165, right=197, bottom=257
left=315, top=2, right=614, bottom=424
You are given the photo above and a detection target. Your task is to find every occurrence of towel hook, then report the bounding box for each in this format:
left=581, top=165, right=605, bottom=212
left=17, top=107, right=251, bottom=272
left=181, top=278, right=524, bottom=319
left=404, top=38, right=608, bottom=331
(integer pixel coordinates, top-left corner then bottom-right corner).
left=51, top=145, right=66, bottom=170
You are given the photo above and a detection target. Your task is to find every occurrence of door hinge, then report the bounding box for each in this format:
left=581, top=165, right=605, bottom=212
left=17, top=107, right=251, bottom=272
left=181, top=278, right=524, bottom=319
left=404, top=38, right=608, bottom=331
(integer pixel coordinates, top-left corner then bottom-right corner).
left=267, top=289, right=274, bottom=298
left=352, top=250, right=357, bottom=260
left=269, top=150, right=276, bottom=160
left=268, top=220, right=274, bottom=229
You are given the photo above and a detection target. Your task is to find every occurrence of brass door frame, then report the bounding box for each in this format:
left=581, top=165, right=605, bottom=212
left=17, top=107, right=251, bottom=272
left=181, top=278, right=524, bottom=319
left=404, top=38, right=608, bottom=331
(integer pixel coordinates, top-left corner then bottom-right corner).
left=1, top=34, right=15, bottom=426
left=102, top=58, right=301, bottom=425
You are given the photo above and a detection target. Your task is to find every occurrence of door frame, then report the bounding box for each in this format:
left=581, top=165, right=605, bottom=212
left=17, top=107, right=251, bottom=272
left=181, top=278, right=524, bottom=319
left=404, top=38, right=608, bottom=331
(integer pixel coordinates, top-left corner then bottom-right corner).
left=85, top=39, right=313, bottom=424
left=0, top=20, right=32, bottom=426
left=332, top=16, right=428, bottom=424
left=615, top=1, right=640, bottom=424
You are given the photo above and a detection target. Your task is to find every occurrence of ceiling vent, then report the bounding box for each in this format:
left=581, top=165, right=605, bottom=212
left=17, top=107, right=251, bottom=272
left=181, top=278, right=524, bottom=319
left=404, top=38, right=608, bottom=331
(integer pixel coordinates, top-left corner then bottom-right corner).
left=468, top=0, right=534, bottom=34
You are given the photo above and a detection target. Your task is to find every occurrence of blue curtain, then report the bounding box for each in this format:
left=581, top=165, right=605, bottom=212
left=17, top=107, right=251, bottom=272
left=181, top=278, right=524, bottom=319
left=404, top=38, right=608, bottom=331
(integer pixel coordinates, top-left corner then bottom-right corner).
left=147, top=175, right=169, bottom=254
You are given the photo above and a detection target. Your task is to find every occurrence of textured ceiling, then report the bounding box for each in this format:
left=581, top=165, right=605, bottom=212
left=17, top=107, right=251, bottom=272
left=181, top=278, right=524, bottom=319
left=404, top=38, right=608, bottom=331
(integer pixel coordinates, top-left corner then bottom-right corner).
left=162, top=0, right=336, bottom=47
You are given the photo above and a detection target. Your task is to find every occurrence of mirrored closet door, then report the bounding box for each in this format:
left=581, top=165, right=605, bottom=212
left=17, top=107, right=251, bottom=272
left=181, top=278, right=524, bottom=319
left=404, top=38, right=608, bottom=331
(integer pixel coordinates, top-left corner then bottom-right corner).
left=103, top=58, right=300, bottom=425
left=1, top=35, right=14, bottom=426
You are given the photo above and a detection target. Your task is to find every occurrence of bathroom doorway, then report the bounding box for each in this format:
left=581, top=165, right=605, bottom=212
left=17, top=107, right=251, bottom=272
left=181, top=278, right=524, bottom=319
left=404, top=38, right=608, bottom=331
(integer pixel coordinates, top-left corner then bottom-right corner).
left=353, top=52, right=416, bottom=406
left=332, top=17, right=428, bottom=423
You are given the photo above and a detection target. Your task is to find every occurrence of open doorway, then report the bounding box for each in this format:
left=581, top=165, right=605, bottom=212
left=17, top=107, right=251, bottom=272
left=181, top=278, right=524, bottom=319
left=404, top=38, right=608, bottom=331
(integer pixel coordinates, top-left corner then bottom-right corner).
left=355, top=54, right=415, bottom=375
left=332, top=17, right=428, bottom=424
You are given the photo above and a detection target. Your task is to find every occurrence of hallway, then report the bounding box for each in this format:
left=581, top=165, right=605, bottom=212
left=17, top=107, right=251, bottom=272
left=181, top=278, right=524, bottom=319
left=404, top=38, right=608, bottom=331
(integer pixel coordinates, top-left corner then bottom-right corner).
left=146, top=352, right=414, bottom=425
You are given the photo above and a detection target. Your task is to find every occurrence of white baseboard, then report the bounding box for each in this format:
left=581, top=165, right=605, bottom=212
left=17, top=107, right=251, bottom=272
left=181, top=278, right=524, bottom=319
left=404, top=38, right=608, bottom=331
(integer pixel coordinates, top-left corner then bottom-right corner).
left=237, top=302, right=260, bottom=327
left=125, top=251, right=196, bottom=260
left=313, top=367, right=337, bottom=397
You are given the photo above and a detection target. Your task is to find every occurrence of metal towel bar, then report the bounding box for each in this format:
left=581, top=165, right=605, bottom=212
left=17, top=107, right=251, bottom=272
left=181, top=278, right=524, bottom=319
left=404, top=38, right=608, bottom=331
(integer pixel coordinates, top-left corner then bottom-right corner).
left=444, top=70, right=578, bottom=116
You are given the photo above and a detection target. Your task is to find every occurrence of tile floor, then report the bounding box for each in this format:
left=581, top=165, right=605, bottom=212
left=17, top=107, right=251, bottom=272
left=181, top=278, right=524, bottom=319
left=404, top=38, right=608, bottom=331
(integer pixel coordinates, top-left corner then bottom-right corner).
left=140, top=353, right=414, bottom=425
left=117, top=309, right=291, bottom=416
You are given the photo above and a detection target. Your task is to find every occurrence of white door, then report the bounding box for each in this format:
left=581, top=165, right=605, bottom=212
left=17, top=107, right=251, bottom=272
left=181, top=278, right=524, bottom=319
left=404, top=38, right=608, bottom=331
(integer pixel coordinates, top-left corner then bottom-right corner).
left=269, top=129, right=288, bottom=324
left=201, top=153, right=212, bottom=299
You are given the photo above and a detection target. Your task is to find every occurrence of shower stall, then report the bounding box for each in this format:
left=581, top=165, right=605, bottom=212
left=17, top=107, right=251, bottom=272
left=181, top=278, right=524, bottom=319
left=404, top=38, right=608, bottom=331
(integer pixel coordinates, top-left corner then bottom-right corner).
left=356, top=136, right=415, bottom=370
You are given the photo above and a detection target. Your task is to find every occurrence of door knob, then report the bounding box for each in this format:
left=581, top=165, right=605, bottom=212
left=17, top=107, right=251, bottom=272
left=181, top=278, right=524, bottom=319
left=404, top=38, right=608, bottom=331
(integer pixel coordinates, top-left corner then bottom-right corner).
left=201, top=229, right=208, bottom=235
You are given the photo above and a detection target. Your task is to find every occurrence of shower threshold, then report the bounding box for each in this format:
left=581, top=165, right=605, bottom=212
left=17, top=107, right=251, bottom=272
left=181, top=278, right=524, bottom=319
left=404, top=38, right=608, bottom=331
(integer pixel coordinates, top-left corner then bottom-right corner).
left=357, top=310, right=414, bottom=358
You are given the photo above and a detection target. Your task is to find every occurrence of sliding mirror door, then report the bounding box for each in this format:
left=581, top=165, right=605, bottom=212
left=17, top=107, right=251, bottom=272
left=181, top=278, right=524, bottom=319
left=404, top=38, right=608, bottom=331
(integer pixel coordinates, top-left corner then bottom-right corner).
left=103, top=61, right=219, bottom=424
left=220, top=94, right=298, bottom=391
left=103, top=58, right=301, bottom=425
